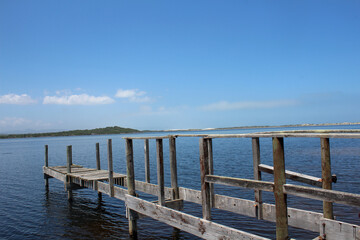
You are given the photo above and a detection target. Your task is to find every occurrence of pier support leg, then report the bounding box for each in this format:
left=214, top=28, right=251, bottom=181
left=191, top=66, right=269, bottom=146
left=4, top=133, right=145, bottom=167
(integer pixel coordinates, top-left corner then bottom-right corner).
left=126, top=139, right=138, bottom=239
left=252, top=137, right=263, bottom=219
left=144, top=139, right=150, bottom=183
left=321, top=138, right=334, bottom=220
left=44, top=145, right=49, bottom=188
left=107, top=139, right=114, bottom=197
left=200, top=138, right=211, bottom=220
left=96, top=142, right=102, bottom=200
left=67, top=145, right=73, bottom=202
left=272, top=137, right=288, bottom=240
left=207, top=138, right=215, bottom=208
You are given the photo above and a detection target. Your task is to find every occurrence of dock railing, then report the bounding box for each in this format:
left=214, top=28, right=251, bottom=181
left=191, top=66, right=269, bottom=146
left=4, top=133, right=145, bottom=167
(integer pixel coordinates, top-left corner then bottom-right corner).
left=43, top=130, right=360, bottom=240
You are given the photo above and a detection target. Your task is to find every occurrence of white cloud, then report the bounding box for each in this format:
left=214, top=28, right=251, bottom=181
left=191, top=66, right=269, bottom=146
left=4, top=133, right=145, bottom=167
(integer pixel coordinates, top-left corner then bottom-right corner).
left=0, top=94, right=37, bottom=104
left=202, top=100, right=298, bottom=111
left=43, top=94, right=115, bottom=105
left=115, top=89, right=151, bottom=103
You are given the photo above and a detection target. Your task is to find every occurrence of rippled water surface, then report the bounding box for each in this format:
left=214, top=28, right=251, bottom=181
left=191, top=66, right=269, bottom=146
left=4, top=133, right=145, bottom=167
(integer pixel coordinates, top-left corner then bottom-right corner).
left=1, top=126, right=360, bottom=239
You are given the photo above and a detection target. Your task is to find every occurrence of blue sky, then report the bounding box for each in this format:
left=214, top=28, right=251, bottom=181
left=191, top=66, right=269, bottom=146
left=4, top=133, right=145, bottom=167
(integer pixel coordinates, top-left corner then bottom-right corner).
left=1, top=1, right=360, bottom=133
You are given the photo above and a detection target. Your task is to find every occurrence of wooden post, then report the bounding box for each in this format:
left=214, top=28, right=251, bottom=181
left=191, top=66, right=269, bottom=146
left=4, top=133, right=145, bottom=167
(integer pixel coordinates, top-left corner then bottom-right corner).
left=144, top=139, right=150, bottom=183
left=126, top=138, right=137, bottom=238
left=44, top=145, right=49, bottom=187
left=107, top=139, right=114, bottom=197
left=67, top=145, right=73, bottom=202
left=169, top=136, right=179, bottom=200
left=321, top=138, right=334, bottom=219
left=272, top=137, right=288, bottom=240
left=156, top=139, right=165, bottom=206
left=207, top=138, right=215, bottom=208
left=96, top=142, right=102, bottom=199
left=96, top=143, right=101, bottom=170
left=252, top=137, right=263, bottom=219
left=200, top=138, right=211, bottom=220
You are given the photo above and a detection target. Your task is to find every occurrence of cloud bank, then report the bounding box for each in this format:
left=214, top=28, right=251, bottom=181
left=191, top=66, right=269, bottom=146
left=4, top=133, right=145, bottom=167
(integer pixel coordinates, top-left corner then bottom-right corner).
left=43, top=94, right=115, bottom=105
left=0, top=94, right=37, bottom=104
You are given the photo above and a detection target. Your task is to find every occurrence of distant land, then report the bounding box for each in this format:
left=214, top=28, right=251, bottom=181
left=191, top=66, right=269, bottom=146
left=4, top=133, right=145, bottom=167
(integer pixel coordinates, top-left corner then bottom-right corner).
left=0, top=122, right=359, bottom=139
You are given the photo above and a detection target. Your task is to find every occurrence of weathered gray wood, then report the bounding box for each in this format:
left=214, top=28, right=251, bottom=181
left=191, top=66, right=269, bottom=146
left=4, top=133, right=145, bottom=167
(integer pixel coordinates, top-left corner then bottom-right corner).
left=320, top=218, right=360, bottom=240
left=207, top=138, right=215, bottom=208
left=199, top=138, right=211, bottom=220
left=44, top=145, right=49, bottom=187
left=96, top=143, right=100, bottom=170
left=179, top=187, right=202, bottom=204
left=107, top=139, right=114, bottom=197
left=258, top=164, right=322, bottom=187
left=283, top=184, right=360, bottom=207
left=205, top=175, right=274, bottom=192
left=43, top=166, right=66, bottom=182
left=252, top=137, right=263, bottom=219
left=321, top=137, right=334, bottom=219
left=156, top=139, right=165, bottom=206
left=66, top=145, right=73, bottom=201
left=169, top=136, right=179, bottom=199
left=272, top=137, right=288, bottom=240
left=125, top=138, right=137, bottom=238
left=144, top=139, right=150, bottom=183
left=125, top=194, right=270, bottom=240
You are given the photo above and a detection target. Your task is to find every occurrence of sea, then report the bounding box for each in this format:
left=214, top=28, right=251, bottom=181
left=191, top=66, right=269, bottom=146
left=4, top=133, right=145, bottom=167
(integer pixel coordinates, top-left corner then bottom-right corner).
left=1, top=125, right=359, bottom=239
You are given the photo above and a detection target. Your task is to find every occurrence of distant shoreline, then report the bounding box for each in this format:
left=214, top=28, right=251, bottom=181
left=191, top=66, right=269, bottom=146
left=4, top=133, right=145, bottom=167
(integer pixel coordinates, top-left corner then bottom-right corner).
left=1, top=122, right=359, bottom=139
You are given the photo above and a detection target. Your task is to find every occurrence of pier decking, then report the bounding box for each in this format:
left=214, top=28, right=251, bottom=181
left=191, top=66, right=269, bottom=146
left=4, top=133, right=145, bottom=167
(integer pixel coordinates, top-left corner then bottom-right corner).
left=43, top=131, right=360, bottom=240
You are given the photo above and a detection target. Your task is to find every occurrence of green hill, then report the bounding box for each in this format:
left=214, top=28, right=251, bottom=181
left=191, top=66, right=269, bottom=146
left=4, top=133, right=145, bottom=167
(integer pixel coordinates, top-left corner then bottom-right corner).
left=0, top=126, right=140, bottom=139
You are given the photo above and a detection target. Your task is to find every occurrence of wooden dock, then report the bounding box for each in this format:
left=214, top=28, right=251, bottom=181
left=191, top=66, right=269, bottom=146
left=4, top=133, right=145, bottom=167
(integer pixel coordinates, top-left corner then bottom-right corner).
left=43, top=130, right=360, bottom=240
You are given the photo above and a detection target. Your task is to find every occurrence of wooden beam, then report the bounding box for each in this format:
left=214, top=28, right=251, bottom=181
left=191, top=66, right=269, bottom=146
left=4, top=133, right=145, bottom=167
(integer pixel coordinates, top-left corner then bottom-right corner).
left=169, top=136, right=179, bottom=199
left=320, top=218, right=360, bottom=240
left=107, top=139, right=114, bottom=197
left=321, top=138, right=334, bottom=219
left=66, top=145, right=73, bottom=201
left=199, top=138, right=211, bottom=220
left=156, top=139, right=165, bottom=206
left=283, top=184, right=360, bottom=207
left=44, top=145, right=49, bottom=187
left=96, top=143, right=100, bottom=170
left=258, top=164, right=322, bottom=187
left=125, top=194, right=270, bottom=240
left=207, top=138, right=215, bottom=208
left=272, top=137, right=288, bottom=240
left=125, top=138, right=137, bottom=238
left=144, top=139, right=150, bottom=183
left=205, top=175, right=274, bottom=192
left=252, top=137, right=263, bottom=219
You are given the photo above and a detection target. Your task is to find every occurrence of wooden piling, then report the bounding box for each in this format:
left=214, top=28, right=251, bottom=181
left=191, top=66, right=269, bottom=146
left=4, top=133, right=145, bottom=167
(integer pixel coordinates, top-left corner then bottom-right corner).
left=44, top=145, right=49, bottom=187
left=156, top=139, right=165, bottom=206
left=144, top=139, right=150, bottom=183
left=96, top=142, right=102, bottom=199
left=321, top=138, right=334, bottom=219
left=252, top=137, right=263, bottom=219
left=67, top=145, right=73, bottom=201
left=107, top=139, right=114, bottom=197
left=169, top=136, right=179, bottom=200
left=272, top=137, right=288, bottom=240
left=207, top=138, right=215, bottom=208
left=126, top=138, right=137, bottom=238
left=200, top=138, right=211, bottom=220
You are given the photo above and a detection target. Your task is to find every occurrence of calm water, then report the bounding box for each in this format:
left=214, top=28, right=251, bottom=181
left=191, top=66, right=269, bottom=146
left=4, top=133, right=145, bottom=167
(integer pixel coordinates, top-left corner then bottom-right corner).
left=1, top=126, right=360, bottom=239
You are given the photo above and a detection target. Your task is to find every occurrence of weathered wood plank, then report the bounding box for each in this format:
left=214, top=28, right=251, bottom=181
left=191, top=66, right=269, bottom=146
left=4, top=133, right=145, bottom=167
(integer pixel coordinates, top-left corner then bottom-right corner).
left=43, top=166, right=66, bottom=182
left=205, top=175, right=274, bottom=192
left=96, top=142, right=101, bottom=170
left=66, top=145, right=73, bottom=201
left=258, top=164, right=322, bottom=187
left=320, top=218, right=360, bottom=240
left=207, top=138, right=214, bottom=208
left=125, top=194, right=270, bottom=240
left=283, top=184, right=360, bottom=207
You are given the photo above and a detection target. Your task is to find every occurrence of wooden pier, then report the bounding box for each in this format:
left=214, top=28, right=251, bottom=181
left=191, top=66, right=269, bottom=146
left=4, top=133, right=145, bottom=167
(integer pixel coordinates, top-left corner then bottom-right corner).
left=43, top=130, right=360, bottom=240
